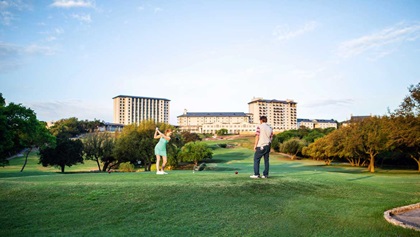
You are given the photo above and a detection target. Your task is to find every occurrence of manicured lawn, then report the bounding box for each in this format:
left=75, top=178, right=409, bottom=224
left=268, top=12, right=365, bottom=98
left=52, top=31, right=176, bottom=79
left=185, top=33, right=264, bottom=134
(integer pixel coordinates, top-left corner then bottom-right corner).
left=1, top=142, right=419, bottom=236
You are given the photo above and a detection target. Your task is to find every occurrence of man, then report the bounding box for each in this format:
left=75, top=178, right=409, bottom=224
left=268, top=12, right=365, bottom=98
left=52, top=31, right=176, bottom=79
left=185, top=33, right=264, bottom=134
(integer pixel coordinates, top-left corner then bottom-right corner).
left=250, top=116, right=273, bottom=179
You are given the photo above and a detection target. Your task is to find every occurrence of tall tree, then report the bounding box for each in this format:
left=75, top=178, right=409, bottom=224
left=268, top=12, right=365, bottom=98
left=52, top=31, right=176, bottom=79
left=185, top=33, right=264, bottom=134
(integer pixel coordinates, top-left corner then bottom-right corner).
left=357, top=116, right=389, bottom=173
left=387, top=115, right=420, bottom=171
left=280, top=138, right=307, bottom=160
left=83, top=132, right=115, bottom=171
left=393, top=83, right=420, bottom=117
left=179, top=142, right=213, bottom=166
left=39, top=138, right=84, bottom=173
left=113, top=120, right=174, bottom=171
left=0, top=94, right=54, bottom=168
left=388, top=83, right=420, bottom=171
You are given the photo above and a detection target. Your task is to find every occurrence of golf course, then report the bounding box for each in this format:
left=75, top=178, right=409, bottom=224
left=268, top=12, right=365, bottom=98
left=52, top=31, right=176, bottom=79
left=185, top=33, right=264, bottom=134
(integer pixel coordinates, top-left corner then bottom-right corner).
left=1, top=138, right=419, bottom=237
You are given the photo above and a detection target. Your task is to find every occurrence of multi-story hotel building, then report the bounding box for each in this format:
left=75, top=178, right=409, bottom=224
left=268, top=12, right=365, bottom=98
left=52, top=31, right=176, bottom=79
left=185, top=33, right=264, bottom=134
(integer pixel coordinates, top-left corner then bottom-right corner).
left=248, top=97, right=297, bottom=131
left=113, top=95, right=170, bottom=125
left=177, top=97, right=298, bottom=133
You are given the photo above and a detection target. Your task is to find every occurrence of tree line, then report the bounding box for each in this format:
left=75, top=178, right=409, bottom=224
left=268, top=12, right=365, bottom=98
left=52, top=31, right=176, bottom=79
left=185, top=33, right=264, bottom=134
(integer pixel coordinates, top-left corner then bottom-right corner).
left=272, top=83, right=420, bottom=172
left=0, top=94, right=212, bottom=173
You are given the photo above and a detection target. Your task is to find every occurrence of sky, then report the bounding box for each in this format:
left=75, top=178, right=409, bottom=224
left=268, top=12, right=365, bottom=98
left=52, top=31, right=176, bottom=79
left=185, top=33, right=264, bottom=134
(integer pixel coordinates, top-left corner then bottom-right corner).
left=1, top=0, right=419, bottom=125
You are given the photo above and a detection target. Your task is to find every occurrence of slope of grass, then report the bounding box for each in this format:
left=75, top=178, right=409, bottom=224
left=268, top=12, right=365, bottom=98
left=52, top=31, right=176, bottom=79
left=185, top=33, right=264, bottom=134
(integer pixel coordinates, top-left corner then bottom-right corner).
left=0, top=141, right=419, bottom=237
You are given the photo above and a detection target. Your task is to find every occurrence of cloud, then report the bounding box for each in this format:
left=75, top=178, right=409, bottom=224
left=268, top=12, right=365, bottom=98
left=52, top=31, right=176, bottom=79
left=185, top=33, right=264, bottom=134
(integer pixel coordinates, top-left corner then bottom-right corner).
left=0, top=0, right=31, bottom=25
left=41, top=27, right=65, bottom=42
left=50, top=0, right=94, bottom=8
left=27, top=100, right=111, bottom=122
left=273, top=21, right=319, bottom=41
left=0, top=42, right=57, bottom=56
left=0, top=42, right=57, bottom=72
left=71, top=13, right=91, bottom=23
left=337, top=22, right=420, bottom=59
left=303, top=99, right=354, bottom=108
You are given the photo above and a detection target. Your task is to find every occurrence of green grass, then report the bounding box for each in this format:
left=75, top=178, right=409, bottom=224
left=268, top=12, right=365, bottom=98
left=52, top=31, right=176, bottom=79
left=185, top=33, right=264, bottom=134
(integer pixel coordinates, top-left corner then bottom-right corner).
left=1, top=141, right=419, bottom=237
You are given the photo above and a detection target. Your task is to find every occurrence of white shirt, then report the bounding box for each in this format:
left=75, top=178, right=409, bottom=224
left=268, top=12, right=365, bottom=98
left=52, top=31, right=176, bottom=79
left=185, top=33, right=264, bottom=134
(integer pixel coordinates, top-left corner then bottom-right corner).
left=256, top=123, right=273, bottom=147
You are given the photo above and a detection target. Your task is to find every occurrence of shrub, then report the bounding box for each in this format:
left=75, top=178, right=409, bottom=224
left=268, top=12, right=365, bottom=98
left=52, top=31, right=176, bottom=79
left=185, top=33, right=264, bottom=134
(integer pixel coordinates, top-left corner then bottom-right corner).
left=119, top=162, right=135, bottom=172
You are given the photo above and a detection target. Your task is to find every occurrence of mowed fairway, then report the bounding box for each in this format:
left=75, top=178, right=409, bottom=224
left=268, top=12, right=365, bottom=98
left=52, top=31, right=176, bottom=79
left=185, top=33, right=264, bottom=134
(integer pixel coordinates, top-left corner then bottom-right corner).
left=1, top=141, right=419, bottom=237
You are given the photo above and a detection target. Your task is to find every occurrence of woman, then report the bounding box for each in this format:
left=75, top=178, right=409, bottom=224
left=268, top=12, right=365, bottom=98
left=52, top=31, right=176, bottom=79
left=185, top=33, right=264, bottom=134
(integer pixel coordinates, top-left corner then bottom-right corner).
left=154, top=128, right=172, bottom=175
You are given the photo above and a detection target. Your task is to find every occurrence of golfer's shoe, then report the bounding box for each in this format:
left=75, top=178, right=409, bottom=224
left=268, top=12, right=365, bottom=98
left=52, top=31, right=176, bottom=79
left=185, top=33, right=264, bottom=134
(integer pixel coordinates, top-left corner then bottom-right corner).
left=162, top=171, right=168, bottom=175
left=250, top=175, right=260, bottom=179
left=261, top=175, right=268, bottom=179
left=156, top=171, right=164, bottom=175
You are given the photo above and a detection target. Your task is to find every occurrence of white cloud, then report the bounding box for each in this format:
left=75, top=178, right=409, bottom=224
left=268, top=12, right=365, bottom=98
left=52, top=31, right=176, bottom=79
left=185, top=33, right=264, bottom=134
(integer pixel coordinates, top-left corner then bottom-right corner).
left=273, top=21, right=319, bottom=41
left=24, top=44, right=56, bottom=56
left=27, top=99, right=111, bottom=122
left=0, top=42, right=57, bottom=72
left=71, top=13, right=91, bottom=23
left=42, top=27, right=64, bottom=42
left=0, top=0, right=31, bottom=25
left=303, top=99, right=354, bottom=108
left=51, top=0, right=94, bottom=8
left=337, top=22, right=420, bottom=59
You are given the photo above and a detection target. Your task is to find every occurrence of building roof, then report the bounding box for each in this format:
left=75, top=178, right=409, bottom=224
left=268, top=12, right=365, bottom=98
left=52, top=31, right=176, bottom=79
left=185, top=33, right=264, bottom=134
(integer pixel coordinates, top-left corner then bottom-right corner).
left=297, top=118, right=313, bottom=122
left=178, top=112, right=248, bottom=118
left=298, top=118, right=337, bottom=123
left=112, top=95, right=170, bottom=101
left=248, top=98, right=297, bottom=104
left=314, top=119, right=336, bottom=123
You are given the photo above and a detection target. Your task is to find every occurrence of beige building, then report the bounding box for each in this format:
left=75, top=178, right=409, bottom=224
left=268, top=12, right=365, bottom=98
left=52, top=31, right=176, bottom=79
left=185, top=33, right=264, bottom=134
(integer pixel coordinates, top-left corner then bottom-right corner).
left=177, top=97, right=298, bottom=133
left=113, top=95, right=170, bottom=125
left=248, top=97, right=297, bottom=131
left=177, top=111, right=256, bottom=134
left=297, top=119, right=337, bottom=129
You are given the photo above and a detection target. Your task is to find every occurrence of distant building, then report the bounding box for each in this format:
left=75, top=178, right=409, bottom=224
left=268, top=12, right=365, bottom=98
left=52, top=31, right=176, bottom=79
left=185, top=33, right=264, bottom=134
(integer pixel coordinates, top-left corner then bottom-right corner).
left=297, top=119, right=314, bottom=129
left=298, top=119, right=338, bottom=129
left=178, top=97, right=298, bottom=133
left=113, top=95, right=170, bottom=125
left=177, top=111, right=255, bottom=134
left=98, top=122, right=124, bottom=132
left=341, top=115, right=372, bottom=127
left=248, top=97, right=297, bottom=131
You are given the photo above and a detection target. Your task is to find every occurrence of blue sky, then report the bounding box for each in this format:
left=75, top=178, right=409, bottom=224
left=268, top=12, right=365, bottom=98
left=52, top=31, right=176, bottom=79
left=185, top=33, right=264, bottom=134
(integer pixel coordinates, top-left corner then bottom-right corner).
left=1, top=0, right=419, bottom=125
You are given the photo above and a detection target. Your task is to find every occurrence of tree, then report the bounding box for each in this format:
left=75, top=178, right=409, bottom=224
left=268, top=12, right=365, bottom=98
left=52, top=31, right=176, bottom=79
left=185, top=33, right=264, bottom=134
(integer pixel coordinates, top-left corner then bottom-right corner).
left=180, top=131, right=201, bottom=143
left=166, top=132, right=184, bottom=168
left=275, top=130, right=299, bottom=143
left=216, top=129, right=228, bottom=136
left=303, top=136, right=331, bottom=164
left=179, top=142, right=213, bottom=166
left=387, top=115, right=420, bottom=171
left=113, top=124, right=147, bottom=170
left=49, top=117, right=85, bottom=139
left=83, top=132, right=116, bottom=172
left=0, top=94, right=55, bottom=168
left=39, top=138, right=84, bottom=173
left=302, top=129, right=325, bottom=143
left=20, top=121, right=55, bottom=172
left=113, top=120, right=175, bottom=171
left=357, top=116, right=389, bottom=173
left=393, top=83, right=420, bottom=117
left=80, top=119, right=104, bottom=133
left=335, top=125, right=367, bottom=167
left=280, top=138, right=306, bottom=160
left=388, top=83, right=420, bottom=171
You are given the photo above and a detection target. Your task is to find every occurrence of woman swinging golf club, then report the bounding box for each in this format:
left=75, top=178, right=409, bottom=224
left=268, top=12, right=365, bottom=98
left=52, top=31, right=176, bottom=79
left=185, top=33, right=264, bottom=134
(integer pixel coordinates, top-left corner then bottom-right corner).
left=154, top=128, right=172, bottom=175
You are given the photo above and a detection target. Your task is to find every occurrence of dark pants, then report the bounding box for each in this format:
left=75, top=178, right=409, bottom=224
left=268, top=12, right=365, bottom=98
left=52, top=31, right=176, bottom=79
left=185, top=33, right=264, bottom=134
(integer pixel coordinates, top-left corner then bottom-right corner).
left=253, top=144, right=270, bottom=176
